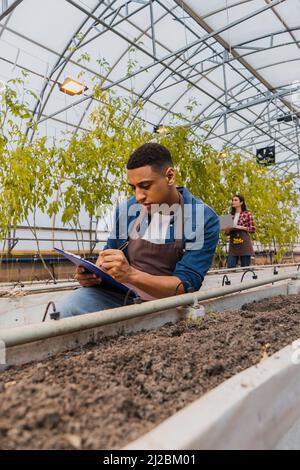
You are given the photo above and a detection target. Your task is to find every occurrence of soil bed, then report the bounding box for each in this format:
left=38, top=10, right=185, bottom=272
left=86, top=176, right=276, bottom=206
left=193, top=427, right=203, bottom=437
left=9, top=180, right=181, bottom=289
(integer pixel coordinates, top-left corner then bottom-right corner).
left=1, top=293, right=300, bottom=449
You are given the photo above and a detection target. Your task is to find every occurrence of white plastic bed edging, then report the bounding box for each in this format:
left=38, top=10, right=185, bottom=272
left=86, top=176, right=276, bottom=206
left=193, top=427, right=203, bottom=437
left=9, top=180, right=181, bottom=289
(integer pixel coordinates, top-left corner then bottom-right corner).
left=125, top=340, right=300, bottom=450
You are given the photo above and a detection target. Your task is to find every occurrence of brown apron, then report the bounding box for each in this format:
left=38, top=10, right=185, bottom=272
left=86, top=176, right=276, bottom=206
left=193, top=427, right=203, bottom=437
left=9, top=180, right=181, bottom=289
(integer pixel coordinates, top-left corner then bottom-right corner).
left=126, top=193, right=184, bottom=300
left=228, top=226, right=254, bottom=257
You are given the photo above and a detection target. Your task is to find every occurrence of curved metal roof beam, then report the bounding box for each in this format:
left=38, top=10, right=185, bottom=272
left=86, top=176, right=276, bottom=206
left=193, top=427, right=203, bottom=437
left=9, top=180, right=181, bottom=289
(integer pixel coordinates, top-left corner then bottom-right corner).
left=60, top=0, right=234, bottom=135
left=128, top=43, right=212, bottom=122
left=62, top=0, right=296, bottom=151
left=169, top=32, right=300, bottom=85
left=163, top=83, right=297, bottom=159
left=25, top=0, right=300, bottom=163
left=157, top=56, right=273, bottom=129
left=49, top=34, right=298, bottom=156
left=30, top=3, right=181, bottom=137
left=0, top=0, right=22, bottom=21
left=3, top=3, right=296, bottom=165
left=0, top=23, right=172, bottom=112
left=12, top=40, right=194, bottom=136
left=219, top=103, right=278, bottom=149
left=264, top=0, right=300, bottom=51
left=201, top=0, right=257, bottom=20
left=128, top=0, right=225, bottom=119
left=1, top=6, right=176, bottom=134
left=186, top=90, right=299, bottom=157
left=157, top=36, right=300, bottom=122
left=63, top=0, right=285, bottom=101
left=73, top=5, right=179, bottom=134
left=35, top=1, right=243, bottom=129
left=178, top=0, right=297, bottom=121
left=257, top=57, right=300, bottom=72
left=51, top=1, right=150, bottom=77
left=204, top=102, right=297, bottom=154
left=30, top=1, right=153, bottom=138
left=0, top=4, right=13, bottom=39
left=38, top=2, right=298, bottom=159
left=233, top=26, right=300, bottom=48
left=137, top=7, right=299, bottom=121
left=126, top=0, right=274, bottom=126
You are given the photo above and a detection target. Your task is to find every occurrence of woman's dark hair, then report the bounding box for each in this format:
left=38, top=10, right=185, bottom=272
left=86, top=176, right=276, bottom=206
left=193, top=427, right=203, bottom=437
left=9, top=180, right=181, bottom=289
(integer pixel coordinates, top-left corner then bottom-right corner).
left=126, top=142, right=173, bottom=172
left=231, top=194, right=248, bottom=215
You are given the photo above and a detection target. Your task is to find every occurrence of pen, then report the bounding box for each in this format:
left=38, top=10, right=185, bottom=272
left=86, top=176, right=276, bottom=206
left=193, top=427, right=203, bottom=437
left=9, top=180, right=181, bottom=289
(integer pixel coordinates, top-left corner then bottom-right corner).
left=118, top=240, right=129, bottom=251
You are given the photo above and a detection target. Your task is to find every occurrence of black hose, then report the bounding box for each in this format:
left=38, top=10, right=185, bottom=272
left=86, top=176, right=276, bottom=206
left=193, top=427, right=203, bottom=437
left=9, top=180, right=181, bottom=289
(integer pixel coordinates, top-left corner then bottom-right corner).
left=123, top=288, right=142, bottom=306
left=174, top=280, right=194, bottom=295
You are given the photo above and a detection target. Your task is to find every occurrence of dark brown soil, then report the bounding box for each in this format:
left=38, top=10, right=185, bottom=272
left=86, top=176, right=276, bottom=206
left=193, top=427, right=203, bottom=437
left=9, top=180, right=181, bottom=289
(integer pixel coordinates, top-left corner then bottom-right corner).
left=1, top=294, right=300, bottom=450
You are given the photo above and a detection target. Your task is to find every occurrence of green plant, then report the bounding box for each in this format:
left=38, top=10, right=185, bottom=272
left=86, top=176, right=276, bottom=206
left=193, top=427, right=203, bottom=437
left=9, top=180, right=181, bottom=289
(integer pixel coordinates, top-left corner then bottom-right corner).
left=0, top=68, right=298, bottom=269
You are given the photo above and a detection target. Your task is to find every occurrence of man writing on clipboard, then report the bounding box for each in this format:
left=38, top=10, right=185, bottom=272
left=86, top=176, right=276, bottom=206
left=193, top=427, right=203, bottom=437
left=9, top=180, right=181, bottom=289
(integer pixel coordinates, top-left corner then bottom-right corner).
left=58, top=143, right=220, bottom=318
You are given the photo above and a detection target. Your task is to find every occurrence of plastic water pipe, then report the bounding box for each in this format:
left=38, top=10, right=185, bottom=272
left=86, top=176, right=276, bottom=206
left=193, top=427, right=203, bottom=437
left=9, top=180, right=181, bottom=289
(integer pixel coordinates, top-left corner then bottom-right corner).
left=208, top=262, right=300, bottom=275
left=1, top=271, right=299, bottom=348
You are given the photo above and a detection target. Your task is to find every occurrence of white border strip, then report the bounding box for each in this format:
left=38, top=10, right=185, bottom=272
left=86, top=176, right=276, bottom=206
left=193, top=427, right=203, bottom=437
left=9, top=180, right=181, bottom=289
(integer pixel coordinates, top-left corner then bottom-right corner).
left=2, top=282, right=295, bottom=368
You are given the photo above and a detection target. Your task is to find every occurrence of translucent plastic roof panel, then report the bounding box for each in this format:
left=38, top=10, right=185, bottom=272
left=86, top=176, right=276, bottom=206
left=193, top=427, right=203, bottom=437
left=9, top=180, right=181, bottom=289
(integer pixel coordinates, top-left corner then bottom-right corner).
left=0, top=0, right=299, bottom=180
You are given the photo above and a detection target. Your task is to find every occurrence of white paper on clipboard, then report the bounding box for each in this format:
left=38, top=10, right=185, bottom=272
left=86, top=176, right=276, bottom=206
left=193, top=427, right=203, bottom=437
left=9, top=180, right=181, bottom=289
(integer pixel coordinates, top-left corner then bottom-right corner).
left=219, top=214, right=234, bottom=230
left=54, top=248, right=136, bottom=296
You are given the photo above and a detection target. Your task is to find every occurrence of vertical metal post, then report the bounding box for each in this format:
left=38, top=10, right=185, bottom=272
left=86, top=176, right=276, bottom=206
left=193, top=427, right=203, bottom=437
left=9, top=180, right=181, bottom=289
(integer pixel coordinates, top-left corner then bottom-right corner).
left=89, top=216, right=93, bottom=255
left=149, top=0, right=157, bottom=59
left=267, top=102, right=272, bottom=135
left=222, top=51, right=229, bottom=134
left=295, top=118, right=300, bottom=176
left=7, top=226, right=11, bottom=256
left=2, top=1, right=8, bottom=13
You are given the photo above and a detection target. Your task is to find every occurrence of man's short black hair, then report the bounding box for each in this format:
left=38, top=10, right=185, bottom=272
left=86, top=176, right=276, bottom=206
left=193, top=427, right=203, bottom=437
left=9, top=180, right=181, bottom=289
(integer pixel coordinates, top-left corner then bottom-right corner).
left=126, top=142, right=173, bottom=172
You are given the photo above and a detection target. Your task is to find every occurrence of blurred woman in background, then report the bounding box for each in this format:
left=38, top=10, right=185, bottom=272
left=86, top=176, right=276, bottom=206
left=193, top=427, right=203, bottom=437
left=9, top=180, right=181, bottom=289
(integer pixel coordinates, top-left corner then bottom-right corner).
left=224, top=194, right=256, bottom=268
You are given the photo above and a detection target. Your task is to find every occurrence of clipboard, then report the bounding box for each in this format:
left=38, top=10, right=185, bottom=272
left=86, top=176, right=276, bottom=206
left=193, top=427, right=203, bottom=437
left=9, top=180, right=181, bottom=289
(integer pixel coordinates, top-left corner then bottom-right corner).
left=219, top=214, right=234, bottom=230
left=54, top=248, right=136, bottom=296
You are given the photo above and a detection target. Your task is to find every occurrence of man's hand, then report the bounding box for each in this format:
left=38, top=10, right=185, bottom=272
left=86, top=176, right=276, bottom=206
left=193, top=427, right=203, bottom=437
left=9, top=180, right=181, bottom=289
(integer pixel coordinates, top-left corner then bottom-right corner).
left=74, top=266, right=102, bottom=287
left=95, top=250, right=186, bottom=299
left=223, top=226, right=232, bottom=234
left=97, top=249, right=134, bottom=283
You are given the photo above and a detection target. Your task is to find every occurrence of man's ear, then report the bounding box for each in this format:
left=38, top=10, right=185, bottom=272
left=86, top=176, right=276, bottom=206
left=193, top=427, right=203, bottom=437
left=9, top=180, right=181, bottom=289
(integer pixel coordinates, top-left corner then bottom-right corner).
left=165, top=167, right=176, bottom=185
